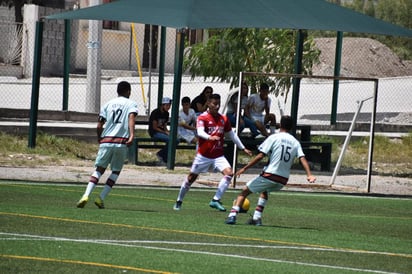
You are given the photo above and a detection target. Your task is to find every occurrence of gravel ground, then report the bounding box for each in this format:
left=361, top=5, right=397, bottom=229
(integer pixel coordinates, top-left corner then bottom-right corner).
left=1, top=164, right=411, bottom=196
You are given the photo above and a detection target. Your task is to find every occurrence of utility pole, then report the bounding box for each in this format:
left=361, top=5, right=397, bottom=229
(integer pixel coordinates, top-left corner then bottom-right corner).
left=85, top=0, right=102, bottom=113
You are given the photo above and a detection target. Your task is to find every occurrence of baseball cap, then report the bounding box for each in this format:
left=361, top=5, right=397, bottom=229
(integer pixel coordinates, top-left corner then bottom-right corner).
left=162, top=97, right=172, bottom=104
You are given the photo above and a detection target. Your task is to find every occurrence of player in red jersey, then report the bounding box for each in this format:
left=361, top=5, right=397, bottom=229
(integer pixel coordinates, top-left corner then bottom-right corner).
left=173, top=93, right=253, bottom=211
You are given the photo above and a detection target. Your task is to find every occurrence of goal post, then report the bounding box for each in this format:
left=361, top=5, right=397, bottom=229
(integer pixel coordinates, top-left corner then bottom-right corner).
left=232, top=71, right=379, bottom=192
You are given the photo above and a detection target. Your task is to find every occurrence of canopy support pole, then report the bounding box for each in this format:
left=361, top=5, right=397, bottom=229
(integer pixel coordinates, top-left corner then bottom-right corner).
left=167, top=29, right=185, bottom=170
left=28, top=20, right=44, bottom=148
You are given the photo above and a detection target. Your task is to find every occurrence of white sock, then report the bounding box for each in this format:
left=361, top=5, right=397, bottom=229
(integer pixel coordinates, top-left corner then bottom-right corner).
left=253, top=197, right=267, bottom=220
left=176, top=178, right=191, bottom=202
left=83, top=171, right=101, bottom=196
left=213, top=175, right=232, bottom=201
left=100, top=173, right=118, bottom=200
left=228, top=206, right=240, bottom=217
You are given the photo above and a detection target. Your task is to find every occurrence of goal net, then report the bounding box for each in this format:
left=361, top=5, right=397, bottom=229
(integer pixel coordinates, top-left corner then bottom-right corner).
left=231, top=71, right=378, bottom=192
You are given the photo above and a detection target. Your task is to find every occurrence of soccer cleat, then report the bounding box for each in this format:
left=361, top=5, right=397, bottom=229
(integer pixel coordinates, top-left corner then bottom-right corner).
left=225, top=215, right=237, bottom=225
left=94, top=196, right=105, bottom=209
left=76, top=195, right=89, bottom=208
left=246, top=218, right=263, bottom=226
left=173, top=201, right=182, bottom=211
left=209, top=200, right=226, bottom=211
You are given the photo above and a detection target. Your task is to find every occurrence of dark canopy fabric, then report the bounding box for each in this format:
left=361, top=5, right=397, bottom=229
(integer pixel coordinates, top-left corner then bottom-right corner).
left=46, top=0, right=412, bottom=37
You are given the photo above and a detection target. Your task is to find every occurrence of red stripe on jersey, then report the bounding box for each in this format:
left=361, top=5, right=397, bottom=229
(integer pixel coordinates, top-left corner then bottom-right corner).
left=100, top=136, right=128, bottom=144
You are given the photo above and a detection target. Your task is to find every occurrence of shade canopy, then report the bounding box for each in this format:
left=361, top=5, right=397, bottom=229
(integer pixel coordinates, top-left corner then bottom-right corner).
left=46, top=0, right=412, bottom=37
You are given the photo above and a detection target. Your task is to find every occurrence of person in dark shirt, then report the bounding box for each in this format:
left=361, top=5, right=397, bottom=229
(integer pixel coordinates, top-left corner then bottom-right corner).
left=191, top=86, right=213, bottom=116
left=148, top=97, right=175, bottom=164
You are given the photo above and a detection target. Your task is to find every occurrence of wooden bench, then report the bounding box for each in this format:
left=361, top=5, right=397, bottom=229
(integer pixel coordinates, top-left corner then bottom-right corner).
left=127, top=137, right=196, bottom=165
left=233, top=138, right=332, bottom=172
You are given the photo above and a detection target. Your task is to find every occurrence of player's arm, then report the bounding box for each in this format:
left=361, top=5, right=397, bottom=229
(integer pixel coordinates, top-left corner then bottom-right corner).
left=96, top=116, right=105, bottom=143
left=236, top=152, right=265, bottom=177
left=126, top=112, right=137, bottom=146
left=197, top=126, right=219, bottom=141
left=227, top=130, right=252, bottom=156
left=299, top=156, right=316, bottom=183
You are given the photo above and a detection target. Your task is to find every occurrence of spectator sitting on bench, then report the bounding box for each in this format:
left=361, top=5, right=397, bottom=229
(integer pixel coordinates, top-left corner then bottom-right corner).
left=226, top=81, right=259, bottom=138
left=191, top=86, right=213, bottom=116
left=244, top=83, right=277, bottom=138
left=148, top=97, right=178, bottom=164
left=178, top=96, right=198, bottom=144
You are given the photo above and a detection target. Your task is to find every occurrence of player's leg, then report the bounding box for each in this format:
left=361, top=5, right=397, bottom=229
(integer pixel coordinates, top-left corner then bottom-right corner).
left=77, top=148, right=108, bottom=208
left=225, top=186, right=252, bottom=224
left=174, top=154, right=209, bottom=210
left=95, top=147, right=127, bottom=209
left=247, top=178, right=284, bottom=226
left=209, top=157, right=233, bottom=211
left=248, top=191, right=268, bottom=226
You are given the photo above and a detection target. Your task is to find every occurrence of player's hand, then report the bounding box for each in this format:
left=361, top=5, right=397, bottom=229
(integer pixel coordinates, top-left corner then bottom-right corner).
left=243, top=148, right=253, bottom=156
left=209, top=136, right=220, bottom=141
left=126, top=137, right=134, bottom=146
left=236, top=167, right=246, bottom=177
left=307, top=175, right=316, bottom=183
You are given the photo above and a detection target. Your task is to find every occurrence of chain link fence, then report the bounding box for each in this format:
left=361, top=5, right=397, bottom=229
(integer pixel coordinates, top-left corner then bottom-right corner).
left=0, top=4, right=411, bottom=181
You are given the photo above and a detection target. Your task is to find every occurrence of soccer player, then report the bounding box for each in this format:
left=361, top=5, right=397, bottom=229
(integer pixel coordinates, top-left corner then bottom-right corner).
left=76, top=81, right=138, bottom=209
left=225, top=115, right=316, bottom=225
left=173, top=93, right=253, bottom=211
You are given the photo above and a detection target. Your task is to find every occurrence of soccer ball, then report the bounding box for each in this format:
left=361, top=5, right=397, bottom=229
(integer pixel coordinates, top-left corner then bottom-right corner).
left=233, top=198, right=250, bottom=213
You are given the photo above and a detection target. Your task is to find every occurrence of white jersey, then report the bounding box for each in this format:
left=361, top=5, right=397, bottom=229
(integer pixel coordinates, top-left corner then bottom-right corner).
left=178, top=108, right=197, bottom=143
left=99, top=96, right=138, bottom=147
left=258, top=132, right=304, bottom=179
left=247, top=93, right=272, bottom=117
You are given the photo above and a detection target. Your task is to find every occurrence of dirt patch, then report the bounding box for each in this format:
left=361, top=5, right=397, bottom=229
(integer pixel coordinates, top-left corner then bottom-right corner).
left=313, top=37, right=412, bottom=78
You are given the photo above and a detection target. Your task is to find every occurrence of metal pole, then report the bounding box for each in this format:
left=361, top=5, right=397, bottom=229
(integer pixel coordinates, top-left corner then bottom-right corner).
left=148, top=25, right=152, bottom=115
left=331, top=31, right=343, bottom=125
left=62, top=19, right=71, bottom=111
left=232, top=71, right=244, bottom=187
left=167, top=29, right=185, bottom=170
left=85, top=0, right=102, bottom=113
left=330, top=96, right=373, bottom=186
left=28, top=20, right=44, bottom=148
left=291, top=30, right=304, bottom=136
left=157, top=26, right=166, bottom=115
left=366, top=80, right=379, bottom=193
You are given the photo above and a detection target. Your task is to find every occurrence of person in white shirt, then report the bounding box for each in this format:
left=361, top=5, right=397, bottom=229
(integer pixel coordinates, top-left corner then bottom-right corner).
left=225, top=115, right=316, bottom=226
left=244, top=83, right=277, bottom=137
left=178, top=96, right=198, bottom=144
left=77, top=81, right=138, bottom=209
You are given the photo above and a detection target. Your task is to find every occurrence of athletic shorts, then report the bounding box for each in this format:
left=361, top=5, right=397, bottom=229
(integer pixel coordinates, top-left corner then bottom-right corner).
left=95, top=146, right=128, bottom=171
left=190, top=153, right=231, bottom=174
left=250, top=114, right=265, bottom=124
left=246, top=175, right=285, bottom=193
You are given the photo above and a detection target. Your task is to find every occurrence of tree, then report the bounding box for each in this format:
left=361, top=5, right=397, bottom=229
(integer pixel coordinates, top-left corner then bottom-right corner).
left=184, top=28, right=320, bottom=99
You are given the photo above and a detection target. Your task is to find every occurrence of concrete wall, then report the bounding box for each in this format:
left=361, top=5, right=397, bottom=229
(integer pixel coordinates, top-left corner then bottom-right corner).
left=3, top=2, right=178, bottom=78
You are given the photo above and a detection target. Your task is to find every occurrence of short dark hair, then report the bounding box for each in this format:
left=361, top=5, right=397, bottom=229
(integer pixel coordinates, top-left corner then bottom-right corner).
left=209, top=93, right=221, bottom=100
left=280, top=115, right=293, bottom=131
left=260, top=83, right=269, bottom=91
left=181, top=96, right=191, bottom=104
left=117, top=81, right=131, bottom=95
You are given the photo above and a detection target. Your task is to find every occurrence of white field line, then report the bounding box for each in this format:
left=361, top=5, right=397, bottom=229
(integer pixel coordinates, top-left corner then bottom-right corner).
left=0, top=232, right=403, bottom=274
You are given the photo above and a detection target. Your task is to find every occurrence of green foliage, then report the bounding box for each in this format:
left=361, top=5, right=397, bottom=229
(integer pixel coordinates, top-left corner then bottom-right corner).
left=184, top=28, right=320, bottom=97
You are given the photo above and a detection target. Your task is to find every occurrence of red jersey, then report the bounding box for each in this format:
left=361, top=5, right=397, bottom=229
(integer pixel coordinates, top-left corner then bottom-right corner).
left=197, top=111, right=232, bottom=158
